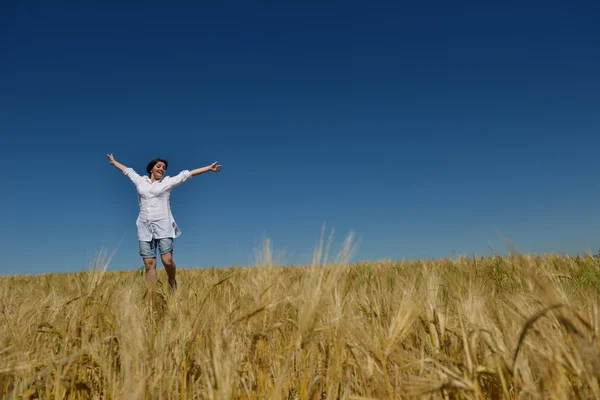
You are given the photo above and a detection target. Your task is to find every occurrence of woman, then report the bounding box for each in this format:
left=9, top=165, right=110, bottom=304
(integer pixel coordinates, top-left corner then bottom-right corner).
left=107, top=153, right=221, bottom=291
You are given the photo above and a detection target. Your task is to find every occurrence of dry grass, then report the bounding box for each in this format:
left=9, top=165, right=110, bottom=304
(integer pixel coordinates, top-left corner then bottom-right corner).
left=2, top=238, right=600, bottom=399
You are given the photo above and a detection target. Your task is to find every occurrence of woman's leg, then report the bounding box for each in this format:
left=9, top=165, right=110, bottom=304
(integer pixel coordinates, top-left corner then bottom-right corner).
left=160, top=252, right=177, bottom=291
left=159, top=238, right=177, bottom=291
left=139, top=240, right=158, bottom=285
left=143, top=257, right=158, bottom=285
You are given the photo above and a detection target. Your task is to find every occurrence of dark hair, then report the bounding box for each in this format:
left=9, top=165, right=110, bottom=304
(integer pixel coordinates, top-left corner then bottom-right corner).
left=146, top=158, right=169, bottom=176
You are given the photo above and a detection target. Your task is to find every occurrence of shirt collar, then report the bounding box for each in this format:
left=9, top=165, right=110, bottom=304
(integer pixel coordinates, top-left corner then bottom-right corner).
left=144, top=176, right=164, bottom=183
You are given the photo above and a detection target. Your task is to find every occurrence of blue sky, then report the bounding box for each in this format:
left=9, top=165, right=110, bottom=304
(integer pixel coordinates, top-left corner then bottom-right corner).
left=1, top=1, right=599, bottom=275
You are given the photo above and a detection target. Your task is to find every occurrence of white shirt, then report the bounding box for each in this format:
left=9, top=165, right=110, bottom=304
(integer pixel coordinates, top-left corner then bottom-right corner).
left=123, top=167, right=193, bottom=241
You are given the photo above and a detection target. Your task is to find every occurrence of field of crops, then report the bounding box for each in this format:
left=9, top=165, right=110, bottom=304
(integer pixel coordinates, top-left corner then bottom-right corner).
left=2, top=244, right=600, bottom=399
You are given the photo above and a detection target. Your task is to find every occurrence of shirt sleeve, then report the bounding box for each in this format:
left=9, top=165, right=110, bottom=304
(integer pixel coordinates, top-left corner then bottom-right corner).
left=123, top=168, right=144, bottom=187
left=163, top=170, right=192, bottom=190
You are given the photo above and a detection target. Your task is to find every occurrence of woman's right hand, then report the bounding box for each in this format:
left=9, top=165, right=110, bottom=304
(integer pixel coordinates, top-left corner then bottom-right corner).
left=107, top=154, right=128, bottom=172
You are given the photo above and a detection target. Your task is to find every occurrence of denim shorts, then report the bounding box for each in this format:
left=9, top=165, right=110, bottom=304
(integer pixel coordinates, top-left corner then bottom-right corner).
left=139, top=237, right=174, bottom=258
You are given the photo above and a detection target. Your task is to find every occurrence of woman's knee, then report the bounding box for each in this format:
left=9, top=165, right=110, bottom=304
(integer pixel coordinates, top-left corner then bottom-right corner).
left=161, top=252, right=175, bottom=267
left=143, top=258, right=157, bottom=270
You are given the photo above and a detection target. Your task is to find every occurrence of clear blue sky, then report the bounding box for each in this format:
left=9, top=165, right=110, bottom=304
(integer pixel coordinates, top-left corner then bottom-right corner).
left=2, top=1, right=599, bottom=275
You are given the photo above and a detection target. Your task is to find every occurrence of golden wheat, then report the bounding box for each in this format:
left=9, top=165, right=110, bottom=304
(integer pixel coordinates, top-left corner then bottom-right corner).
left=2, top=247, right=600, bottom=399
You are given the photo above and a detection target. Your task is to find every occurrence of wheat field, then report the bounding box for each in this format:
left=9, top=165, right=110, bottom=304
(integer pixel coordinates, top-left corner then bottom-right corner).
left=2, top=238, right=600, bottom=399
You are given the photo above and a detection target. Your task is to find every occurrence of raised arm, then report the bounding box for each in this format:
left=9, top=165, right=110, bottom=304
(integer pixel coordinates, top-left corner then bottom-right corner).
left=107, top=153, right=143, bottom=186
left=163, top=161, right=221, bottom=190
left=107, top=153, right=127, bottom=172
left=190, top=161, right=222, bottom=176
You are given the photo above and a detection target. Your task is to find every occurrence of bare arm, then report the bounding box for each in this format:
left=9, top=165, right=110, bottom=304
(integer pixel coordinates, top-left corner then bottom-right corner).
left=107, top=153, right=127, bottom=172
left=107, top=153, right=144, bottom=186
left=190, top=161, right=222, bottom=176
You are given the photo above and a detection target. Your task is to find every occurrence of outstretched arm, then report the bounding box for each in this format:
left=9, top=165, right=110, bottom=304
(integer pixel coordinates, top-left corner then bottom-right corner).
left=162, top=161, right=222, bottom=190
left=191, top=161, right=222, bottom=176
left=107, top=153, right=144, bottom=186
left=107, top=153, right=127, bottom=172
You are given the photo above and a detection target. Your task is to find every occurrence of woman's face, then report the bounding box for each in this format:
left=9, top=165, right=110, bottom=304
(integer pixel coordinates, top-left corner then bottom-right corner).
left=151, top=162, right=167, bottom=180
